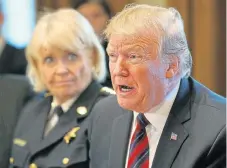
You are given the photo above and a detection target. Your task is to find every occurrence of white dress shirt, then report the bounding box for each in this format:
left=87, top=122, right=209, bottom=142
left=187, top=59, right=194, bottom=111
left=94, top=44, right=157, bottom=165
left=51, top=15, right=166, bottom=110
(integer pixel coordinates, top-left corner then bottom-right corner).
left=125, top=82, right=180, bottom=168
left=44, top=96, right=78, bottom=136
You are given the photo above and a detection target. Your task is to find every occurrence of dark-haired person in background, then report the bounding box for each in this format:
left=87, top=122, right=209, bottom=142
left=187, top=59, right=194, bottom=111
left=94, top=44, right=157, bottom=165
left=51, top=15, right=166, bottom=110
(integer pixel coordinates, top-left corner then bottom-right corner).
left=74, top=0, right=113, bottom=88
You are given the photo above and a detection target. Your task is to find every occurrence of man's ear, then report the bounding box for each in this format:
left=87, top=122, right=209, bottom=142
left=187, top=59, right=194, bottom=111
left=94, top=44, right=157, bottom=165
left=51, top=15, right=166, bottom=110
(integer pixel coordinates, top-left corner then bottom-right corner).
left=165, top=56, right=179, bottom=78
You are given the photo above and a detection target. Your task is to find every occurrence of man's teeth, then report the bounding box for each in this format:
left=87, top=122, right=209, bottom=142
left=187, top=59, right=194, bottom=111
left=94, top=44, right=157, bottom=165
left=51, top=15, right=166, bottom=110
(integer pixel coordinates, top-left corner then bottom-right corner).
left=120, top=85, right=133, bottom=92
left=121, top=88, right=131, bottom=92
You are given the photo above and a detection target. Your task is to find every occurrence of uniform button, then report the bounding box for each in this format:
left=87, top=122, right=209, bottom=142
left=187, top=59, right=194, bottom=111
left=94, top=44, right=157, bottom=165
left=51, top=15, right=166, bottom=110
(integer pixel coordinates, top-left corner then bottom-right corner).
left=29, top=163, right=38, bottom=168
left=76, top=106, right=87, bottom=115
left=62, top=158, right=69, bottom=165
left=9, top=157, right=14, bottom=164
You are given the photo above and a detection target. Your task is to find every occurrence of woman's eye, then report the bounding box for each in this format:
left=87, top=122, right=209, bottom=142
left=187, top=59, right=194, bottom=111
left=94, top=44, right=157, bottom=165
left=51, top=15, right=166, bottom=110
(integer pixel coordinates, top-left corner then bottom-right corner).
left=68, top=53, right=77, bottom=61
left=44, top=56, right=54, bottom=64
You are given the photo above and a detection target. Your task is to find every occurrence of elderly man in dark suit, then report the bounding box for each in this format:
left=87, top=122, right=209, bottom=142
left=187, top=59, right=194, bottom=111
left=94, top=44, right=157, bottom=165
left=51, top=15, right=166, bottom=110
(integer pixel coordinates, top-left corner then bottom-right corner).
left=0, top=74, right=33, bottom=168
left=88, top=4, right=226, bottom=168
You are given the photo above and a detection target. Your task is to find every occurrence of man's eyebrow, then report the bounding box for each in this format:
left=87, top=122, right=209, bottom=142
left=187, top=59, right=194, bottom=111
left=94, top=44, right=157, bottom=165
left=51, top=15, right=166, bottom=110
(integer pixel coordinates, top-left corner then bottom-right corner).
left=123, top=45, right=143, bottom=52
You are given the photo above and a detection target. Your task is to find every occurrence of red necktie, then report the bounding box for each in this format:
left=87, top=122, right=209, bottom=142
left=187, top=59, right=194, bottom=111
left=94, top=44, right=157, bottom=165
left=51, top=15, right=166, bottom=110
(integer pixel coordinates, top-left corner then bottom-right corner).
left=127, top=113, right=150, bottom=168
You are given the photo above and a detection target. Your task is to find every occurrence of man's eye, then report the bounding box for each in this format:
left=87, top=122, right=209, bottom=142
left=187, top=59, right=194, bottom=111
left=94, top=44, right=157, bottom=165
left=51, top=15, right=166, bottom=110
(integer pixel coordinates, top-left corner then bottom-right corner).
left=68, top=53, right=77, bottom=61
left=109, top=54, right=117, bottom=62
left=44, top=56, right=54, bottom=64
left=129, top=54, right=142, bottom=60
left=108, top=54, right=116, bottom=59
left=129, top=55, right=138, bottom=59
left=128, top=54, right=143, bottom=64
left=108, top=53, right=115, bottom=57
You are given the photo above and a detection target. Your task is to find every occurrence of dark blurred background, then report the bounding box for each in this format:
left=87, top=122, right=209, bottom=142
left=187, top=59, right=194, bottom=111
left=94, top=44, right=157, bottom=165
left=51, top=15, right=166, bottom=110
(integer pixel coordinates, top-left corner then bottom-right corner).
left=2, top=0, right=226, bottom=96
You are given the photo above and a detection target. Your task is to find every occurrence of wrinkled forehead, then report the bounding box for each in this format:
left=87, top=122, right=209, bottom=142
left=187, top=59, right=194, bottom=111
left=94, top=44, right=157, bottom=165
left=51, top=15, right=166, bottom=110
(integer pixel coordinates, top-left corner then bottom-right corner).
left=38, top=42, right=89, bottom=59
left=107, top=31, right=160, bottom=53
left=39, top=44, right=63, bottom=57
left=33, top=34, right=87, bottom=60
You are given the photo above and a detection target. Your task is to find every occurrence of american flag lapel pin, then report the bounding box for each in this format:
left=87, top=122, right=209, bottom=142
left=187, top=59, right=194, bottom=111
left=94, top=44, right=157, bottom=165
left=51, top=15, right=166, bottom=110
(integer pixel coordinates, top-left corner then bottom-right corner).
left=170, top=132, right=178, bottom=141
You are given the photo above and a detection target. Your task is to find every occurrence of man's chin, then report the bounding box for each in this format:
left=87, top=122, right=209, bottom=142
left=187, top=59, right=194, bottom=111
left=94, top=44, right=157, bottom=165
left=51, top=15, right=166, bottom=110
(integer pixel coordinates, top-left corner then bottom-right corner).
left=116, top=97, right=150, bottom=112
left=117, top=98, right=135, bottom=111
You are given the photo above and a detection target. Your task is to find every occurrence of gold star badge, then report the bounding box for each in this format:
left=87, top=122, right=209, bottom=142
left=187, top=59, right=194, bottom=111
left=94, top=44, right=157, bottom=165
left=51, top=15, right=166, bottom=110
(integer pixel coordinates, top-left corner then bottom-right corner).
left=64, top=127, right=80, bottom=144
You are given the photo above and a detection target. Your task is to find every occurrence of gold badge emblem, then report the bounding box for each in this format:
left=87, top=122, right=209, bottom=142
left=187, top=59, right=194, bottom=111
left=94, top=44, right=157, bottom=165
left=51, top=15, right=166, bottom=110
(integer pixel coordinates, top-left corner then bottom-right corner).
left=77, top=106, right=87, bottom=115
left=64, top=127, right=80, bottom=144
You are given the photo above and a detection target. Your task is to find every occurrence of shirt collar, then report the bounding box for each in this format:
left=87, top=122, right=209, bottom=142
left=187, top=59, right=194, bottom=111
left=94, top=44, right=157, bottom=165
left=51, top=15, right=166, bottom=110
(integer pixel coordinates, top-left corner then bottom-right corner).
left=133, top=81, right=180, bottom=131
left=51, top=96, right=78, bottom=113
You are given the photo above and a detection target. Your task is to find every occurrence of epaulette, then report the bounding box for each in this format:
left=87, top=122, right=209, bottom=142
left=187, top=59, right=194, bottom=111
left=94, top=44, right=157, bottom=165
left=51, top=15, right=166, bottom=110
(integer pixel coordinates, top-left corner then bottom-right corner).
left=100, top=87, right=116, bottom=95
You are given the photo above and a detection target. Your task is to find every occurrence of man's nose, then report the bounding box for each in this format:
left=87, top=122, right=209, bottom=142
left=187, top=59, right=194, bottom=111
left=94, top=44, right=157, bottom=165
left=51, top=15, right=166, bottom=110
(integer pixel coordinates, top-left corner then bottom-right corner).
left=112, top=57, right=129, bottom=77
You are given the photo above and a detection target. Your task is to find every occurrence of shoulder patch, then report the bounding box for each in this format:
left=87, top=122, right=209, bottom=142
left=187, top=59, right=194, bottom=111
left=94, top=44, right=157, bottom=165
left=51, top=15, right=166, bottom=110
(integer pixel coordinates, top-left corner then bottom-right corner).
left=100, top=87, right=116, bottom=95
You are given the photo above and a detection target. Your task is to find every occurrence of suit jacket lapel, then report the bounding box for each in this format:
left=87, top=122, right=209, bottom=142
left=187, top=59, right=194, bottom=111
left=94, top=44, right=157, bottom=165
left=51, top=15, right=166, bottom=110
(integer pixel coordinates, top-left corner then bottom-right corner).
left=26, top=97, right=51, bottom=153
left=33, top=80, right=102, bottom=154
left=35, top=106, right=79, bottom=154
left=152, top=78, right=192, bottom=168
left=151, top=112, right=189, bottom=168
left=108, top=109, right=133, bottom=168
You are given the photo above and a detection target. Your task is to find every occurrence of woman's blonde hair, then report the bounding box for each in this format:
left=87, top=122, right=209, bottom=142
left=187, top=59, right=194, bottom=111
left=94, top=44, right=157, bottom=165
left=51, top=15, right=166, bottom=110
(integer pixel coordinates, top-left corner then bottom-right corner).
left=26, top=8, right=106, bottom=92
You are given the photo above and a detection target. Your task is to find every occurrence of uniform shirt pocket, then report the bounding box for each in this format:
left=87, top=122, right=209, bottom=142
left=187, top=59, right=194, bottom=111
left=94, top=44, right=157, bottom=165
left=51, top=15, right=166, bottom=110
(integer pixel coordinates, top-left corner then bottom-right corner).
left=68, top=143, right=88, bottom=164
